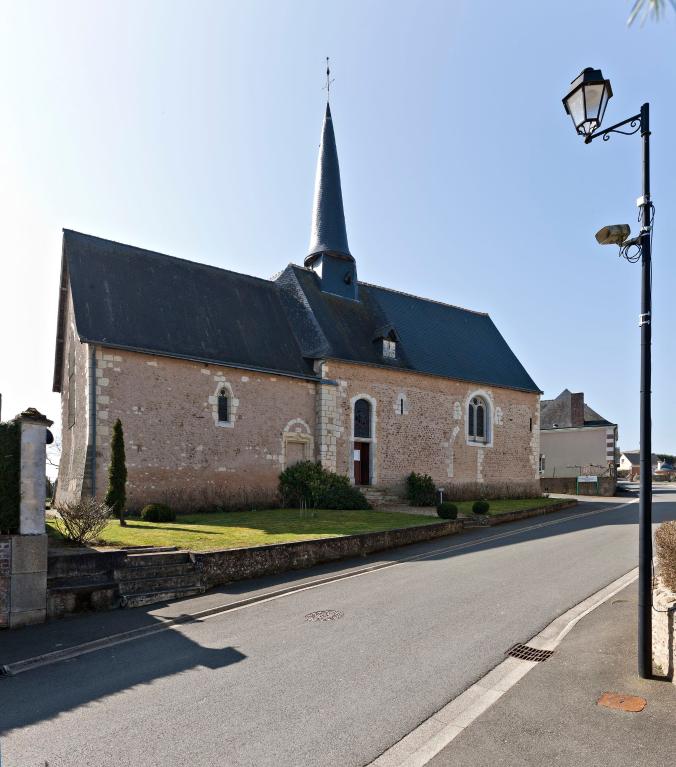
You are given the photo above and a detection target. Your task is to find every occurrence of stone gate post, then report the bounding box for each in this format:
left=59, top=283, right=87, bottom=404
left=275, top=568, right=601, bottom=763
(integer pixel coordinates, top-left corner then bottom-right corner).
left=6, top=408, right=52, bottom=627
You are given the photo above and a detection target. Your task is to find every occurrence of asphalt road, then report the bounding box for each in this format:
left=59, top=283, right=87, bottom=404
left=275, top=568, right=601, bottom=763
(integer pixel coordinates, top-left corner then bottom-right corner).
left=2, top=489, right=674, bottom=767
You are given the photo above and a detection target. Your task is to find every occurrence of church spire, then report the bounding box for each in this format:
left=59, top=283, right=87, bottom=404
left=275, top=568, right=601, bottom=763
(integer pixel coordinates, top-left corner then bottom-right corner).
left=305, top=91, right=358, bottom=300
left=306, top=102, right=353, bottom=263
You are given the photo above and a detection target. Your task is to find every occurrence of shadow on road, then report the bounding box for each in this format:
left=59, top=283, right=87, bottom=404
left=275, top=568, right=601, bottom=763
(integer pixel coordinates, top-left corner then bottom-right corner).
left=0, top=627, right=245, bottom=735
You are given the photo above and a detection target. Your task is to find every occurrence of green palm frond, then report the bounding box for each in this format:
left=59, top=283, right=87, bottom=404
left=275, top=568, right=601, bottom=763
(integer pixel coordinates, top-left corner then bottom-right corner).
left=628, top=0, right=676, bottom=26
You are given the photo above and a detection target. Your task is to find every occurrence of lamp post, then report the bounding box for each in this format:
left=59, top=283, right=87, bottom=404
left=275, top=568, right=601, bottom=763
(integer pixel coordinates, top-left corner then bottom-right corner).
left=563, top=68, right=653, bottom=679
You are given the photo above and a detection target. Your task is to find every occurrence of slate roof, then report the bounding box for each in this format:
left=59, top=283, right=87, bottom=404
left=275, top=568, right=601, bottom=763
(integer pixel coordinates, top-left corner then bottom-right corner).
left=277, top=264, right=539, bottom=391
left=54, top=231, right=540, bottom=394
left=53, top=231, right=315, bottom=390
left=540, top=389, right=615, bottom=429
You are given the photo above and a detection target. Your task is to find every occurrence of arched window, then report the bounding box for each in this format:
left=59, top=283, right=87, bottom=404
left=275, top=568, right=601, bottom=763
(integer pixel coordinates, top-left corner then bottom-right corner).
left=217, top=389, right=230, bottom=423
left=468, top=396, right=488, bottom=442
left=354, top=398, right=371, bottom=438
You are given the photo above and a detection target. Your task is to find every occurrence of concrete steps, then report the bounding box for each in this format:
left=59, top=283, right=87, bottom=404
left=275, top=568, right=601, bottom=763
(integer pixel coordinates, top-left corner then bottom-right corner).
left=120, top=586, right=205, bottom=609
left=116, top=550, right=205, bottom=608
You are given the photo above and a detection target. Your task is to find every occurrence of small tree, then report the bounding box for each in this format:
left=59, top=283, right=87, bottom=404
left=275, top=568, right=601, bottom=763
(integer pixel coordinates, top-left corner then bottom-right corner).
left=105, top=418, right=128, bottom=526
left=56, top=498, right=111, bottom=544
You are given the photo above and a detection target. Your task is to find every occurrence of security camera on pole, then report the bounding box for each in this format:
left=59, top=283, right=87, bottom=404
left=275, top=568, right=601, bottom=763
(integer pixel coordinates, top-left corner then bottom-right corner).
left=562, top=68, right=654, bottom=680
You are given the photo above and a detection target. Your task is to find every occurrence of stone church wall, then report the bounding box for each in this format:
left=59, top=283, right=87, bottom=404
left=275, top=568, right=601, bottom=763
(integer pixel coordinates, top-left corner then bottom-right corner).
left=321, top=359, right=540, bottom=496
left=91, top=349, right=317, bottom=510
left=55, top=289, right=93, bottom=507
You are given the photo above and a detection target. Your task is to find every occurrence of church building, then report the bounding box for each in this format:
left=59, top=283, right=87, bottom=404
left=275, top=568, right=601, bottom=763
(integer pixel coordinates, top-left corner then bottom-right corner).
left=53, top=101, right=541, bottom=509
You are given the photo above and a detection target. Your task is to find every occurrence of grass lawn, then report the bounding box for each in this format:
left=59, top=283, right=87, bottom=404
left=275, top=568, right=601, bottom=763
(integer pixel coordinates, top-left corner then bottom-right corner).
left=454, top=497, right=564, bottom=517
left=47, top=508, right=440, bottom=551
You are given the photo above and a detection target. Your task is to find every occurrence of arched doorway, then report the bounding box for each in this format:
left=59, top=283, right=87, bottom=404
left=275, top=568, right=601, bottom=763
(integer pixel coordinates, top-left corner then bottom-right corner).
left=353, top=398, right=372, bottom=485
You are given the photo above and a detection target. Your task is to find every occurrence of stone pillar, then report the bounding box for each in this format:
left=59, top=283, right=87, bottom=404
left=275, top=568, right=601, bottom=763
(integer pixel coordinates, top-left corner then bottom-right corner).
left=19, top=408, right=52, bottom=534
left=8, top=408, right=52, bottom=628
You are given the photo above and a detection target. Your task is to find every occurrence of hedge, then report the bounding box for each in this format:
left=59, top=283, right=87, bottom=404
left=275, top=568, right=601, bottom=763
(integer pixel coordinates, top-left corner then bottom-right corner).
left=0, top=420, right=21, bottom=534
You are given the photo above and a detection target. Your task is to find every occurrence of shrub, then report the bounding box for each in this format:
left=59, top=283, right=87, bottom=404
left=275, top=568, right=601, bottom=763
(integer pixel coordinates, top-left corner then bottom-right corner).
left=279, top=461, right=370, bottom=510
left=316, top=473, right=370, bottom=510
left=472, top=500, right=490, bottom=514
left=655, top=521, right=676, bottom=593
left=437, top=502, right=458, bottom=520
left=406, top=472, right=436, bottom=507
left=56, top=498, right=112, bottom=544
left=141, top=503, right=176, bottom=523
left=279, top=461, right=326, bottom=508
left=105, top=419, right=128, bottom=526
left=0, top=420, right=21, bottom=534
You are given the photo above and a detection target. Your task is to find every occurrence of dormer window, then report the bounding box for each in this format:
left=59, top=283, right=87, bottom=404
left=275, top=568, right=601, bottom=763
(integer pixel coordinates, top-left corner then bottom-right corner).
left=373, top=324, right=398, bottom=361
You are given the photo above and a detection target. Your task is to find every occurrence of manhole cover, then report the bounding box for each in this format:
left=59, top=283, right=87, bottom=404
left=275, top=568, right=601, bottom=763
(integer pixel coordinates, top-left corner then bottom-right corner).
left=305, top=610, right=344, bottom=622
left=506, top=643, right=554, bottom=662
left=597, top=692, right=647, bottom=712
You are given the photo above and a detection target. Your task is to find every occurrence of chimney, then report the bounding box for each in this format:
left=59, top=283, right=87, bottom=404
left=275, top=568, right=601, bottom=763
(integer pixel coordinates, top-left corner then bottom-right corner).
left=570, top=392, right=584, bottom=427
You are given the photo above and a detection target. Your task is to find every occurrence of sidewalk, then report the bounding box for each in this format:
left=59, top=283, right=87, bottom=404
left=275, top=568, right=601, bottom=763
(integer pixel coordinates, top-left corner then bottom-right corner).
left=429, top=581, right=675, bottom=767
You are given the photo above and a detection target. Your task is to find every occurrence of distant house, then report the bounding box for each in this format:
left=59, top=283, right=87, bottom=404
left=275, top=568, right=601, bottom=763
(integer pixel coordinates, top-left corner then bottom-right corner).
left=539, top=390, right=617, bottom=479
left=655, top=461, right=676, bottom=481
left=619, top=451, right=659, bottom=480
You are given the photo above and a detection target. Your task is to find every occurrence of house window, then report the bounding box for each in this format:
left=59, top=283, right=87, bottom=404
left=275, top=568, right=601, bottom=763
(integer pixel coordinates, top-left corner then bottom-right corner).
left=67, top=342, right=76, bottom=428
left=217, top=389, right=230, bottom=423
left=354, top=398, right=371, bottom=439
left=383, top=339, right=396, bottom=359
left=539, top=454, right=546, bottom=473
left=468, top=396, right=488, bottom=443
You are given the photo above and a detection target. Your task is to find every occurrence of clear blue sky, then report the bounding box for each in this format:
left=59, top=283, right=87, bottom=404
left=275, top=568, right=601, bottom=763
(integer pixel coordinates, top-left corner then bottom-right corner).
left=1, top=0, right=675, bottom=458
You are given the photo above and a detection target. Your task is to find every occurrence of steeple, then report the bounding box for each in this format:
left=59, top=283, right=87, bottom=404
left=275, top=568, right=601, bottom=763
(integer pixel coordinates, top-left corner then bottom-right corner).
left=305, top=101, right=358, bottom=300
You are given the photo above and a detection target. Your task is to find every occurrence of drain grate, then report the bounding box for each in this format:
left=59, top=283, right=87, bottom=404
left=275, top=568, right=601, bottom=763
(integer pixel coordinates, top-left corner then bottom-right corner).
left=305, top=610, right=344, bottom=622
left=506, top=643, right=554, bottom=662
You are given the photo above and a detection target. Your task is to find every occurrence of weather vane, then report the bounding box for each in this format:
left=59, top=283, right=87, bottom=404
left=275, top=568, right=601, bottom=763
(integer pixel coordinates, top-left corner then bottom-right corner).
left=323, top=57, right=334, bottom=100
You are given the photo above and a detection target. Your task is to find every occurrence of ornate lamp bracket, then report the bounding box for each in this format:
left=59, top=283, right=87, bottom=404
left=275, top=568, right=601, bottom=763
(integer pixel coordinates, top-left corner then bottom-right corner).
left=584, top=112, right=643, bottom=144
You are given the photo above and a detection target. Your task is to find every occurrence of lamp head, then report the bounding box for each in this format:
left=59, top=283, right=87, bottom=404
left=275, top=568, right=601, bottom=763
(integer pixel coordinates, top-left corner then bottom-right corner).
left=563, top=68, right=613, bottom=139
left=595, top=224, right=631, bottom=246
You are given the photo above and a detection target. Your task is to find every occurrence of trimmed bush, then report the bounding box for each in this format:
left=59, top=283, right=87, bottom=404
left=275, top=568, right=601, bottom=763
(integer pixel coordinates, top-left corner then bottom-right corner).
left=406, top=472, right=436, bottom=507
left=655, top=521, right=676, bottom=593
left=0, top=420, right=21, bottom=534
left=472, top=500, right=490, bottom=514
left=141, top=503, right=176, bottom=523
left=56, top=498, right=112, bottom=544
left=436, top=502, right=458, bottom=520
left=279, top=461, right=326, bottom=508
left=105, top=419, right=128, bottom=525
left=279, top=461, right=370, bottom=510
left=316, top=472, right=370, bottom=510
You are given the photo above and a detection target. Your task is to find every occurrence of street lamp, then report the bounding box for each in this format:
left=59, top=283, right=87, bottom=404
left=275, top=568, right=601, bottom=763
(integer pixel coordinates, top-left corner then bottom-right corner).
left=562, top=68, right=654, bottom=680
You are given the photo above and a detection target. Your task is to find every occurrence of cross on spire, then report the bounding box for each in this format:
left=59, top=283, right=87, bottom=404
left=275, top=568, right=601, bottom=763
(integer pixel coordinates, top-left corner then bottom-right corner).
left=323, top=56, right=334, bottom=101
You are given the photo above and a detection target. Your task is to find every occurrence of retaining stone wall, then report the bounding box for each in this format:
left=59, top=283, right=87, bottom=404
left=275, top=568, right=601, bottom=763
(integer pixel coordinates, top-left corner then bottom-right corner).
left=652, top=577, right=676, bottom=681
left=540, top=476, right=616, bottom=496
left=193, top=521, right=462, bottom=588
left=0, top=536, right=10, bottom=628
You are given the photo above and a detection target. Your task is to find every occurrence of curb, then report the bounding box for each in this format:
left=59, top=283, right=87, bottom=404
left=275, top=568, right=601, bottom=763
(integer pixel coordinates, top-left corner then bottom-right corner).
left=369, top=566, right=639, bottom=767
